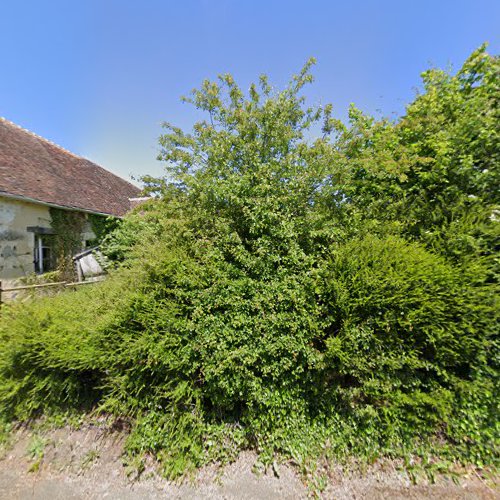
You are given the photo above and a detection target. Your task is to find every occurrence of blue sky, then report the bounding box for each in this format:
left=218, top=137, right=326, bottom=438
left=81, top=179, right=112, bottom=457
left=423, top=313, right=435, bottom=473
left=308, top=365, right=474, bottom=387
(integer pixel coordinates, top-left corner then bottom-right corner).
left=1, top=1, right=499, bottom=185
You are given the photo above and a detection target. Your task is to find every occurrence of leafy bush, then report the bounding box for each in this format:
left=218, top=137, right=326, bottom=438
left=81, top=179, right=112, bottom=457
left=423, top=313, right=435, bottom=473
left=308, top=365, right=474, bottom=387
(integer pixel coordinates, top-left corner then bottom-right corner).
left=0, top=47, right=498, bottom=479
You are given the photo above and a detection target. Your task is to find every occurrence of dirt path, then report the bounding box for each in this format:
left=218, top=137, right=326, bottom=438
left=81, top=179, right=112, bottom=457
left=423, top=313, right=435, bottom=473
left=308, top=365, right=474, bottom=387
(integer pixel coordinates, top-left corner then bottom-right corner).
left=0, top=424, right=497, bottom=499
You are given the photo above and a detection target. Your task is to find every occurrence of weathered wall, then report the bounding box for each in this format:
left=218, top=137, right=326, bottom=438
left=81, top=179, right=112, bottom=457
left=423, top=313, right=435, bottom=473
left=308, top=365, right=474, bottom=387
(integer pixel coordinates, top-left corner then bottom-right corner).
left=0, top=197, right=51, bottom=279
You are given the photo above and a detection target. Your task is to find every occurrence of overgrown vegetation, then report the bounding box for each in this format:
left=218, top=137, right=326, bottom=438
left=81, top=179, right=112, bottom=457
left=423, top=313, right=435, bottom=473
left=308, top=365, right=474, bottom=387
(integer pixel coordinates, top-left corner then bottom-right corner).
left=87, top=213, right=120, bottom=247
left=0, top=46, right=498, bottom=483
left=47, top=209, right=117, bottom=278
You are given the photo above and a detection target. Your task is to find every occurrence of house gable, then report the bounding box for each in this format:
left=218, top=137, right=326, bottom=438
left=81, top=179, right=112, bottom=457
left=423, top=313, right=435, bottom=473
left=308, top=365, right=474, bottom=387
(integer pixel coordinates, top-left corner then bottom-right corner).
left=0, top=117, right=141, bottom=217
left=0, top=118, right=142, bottom=279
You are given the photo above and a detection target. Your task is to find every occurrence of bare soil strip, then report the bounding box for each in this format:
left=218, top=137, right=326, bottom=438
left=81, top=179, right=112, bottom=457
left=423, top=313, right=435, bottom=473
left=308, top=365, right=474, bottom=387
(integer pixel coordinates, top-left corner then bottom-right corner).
left=0, top=424, right=497, bottom=499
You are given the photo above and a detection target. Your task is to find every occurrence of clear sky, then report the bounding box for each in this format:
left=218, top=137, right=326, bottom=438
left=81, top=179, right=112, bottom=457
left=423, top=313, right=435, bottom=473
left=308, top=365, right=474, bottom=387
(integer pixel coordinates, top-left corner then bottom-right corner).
left=1, top=1, right=499, bottom=185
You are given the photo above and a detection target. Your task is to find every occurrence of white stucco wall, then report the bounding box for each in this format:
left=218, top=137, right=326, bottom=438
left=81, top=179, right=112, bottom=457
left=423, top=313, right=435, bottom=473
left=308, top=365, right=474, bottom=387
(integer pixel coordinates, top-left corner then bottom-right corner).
left=0, top=197, right=53, bottom=279
left=0, top=197, right=99, bottom=280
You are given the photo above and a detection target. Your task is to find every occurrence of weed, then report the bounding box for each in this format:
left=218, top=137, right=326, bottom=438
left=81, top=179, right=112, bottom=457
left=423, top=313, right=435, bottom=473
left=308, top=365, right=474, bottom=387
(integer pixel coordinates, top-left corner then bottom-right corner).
left=27, top=435, right=47, bottom=473
left=80, top=449, right=100, bottom=471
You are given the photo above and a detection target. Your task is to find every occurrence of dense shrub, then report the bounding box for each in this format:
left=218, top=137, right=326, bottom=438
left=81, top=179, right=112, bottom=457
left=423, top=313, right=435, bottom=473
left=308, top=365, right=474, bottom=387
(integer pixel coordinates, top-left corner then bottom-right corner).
left=0, top=47, right=498, bottom=478
left=322, top=235, right=498, bottom=439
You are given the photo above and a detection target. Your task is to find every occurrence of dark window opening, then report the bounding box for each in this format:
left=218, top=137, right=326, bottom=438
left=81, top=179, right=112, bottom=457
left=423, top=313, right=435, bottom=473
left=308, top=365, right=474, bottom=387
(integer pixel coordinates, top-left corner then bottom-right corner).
left=34, top=234, right=56, bottom=274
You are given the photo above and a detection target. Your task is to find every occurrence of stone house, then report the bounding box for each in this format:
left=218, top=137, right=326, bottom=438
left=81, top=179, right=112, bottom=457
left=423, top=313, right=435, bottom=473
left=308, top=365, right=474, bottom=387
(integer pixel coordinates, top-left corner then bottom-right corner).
left=0, top=117, right=142, bottom=280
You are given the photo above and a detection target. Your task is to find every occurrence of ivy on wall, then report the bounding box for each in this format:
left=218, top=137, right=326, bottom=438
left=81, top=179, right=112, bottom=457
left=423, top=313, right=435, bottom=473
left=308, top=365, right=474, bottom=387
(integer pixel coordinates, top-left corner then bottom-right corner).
left=49, top=208, right=86, bottom=279
left=48, top=209, right=120, bottom=278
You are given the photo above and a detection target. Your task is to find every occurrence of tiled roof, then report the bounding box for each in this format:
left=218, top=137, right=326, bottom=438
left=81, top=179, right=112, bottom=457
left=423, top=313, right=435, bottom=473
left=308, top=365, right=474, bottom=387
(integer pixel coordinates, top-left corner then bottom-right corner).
left=0, top=117, right=141, bottom=217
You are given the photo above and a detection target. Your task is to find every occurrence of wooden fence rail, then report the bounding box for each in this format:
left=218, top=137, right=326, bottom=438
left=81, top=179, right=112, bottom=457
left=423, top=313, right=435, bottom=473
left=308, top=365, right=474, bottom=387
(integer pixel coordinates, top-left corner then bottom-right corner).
left=0, top=279, right=104, bottom=308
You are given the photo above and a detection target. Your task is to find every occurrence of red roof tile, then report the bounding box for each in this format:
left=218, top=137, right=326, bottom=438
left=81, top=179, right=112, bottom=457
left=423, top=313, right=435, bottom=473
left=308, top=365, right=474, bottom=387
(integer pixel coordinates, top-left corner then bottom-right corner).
left=0, top=118, right=141, bottom=217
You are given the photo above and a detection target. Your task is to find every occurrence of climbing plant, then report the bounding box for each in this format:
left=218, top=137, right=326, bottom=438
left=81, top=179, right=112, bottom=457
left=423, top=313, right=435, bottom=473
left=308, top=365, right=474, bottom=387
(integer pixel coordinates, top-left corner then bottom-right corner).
left=49, top=208, right=86, bottom=280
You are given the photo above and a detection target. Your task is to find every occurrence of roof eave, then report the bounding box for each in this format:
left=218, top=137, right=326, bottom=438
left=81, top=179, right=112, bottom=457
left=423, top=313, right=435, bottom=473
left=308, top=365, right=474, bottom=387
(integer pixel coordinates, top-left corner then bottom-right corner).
left=0, top=191, right=123, bottom=218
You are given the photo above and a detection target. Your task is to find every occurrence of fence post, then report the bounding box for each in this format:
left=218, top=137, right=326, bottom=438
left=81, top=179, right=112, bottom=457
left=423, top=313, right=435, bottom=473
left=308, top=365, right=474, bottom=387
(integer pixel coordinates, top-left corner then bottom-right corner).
left=0, top=280, right=3, bottom=309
